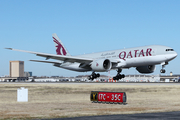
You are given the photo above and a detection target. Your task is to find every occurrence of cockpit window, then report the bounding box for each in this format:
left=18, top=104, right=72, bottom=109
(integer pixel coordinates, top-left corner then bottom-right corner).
left=166, top=49, right=174, bottom=51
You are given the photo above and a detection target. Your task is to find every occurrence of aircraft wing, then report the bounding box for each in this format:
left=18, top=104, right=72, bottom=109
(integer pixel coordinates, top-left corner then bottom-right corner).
left=5, top=48, right=93, bottom=63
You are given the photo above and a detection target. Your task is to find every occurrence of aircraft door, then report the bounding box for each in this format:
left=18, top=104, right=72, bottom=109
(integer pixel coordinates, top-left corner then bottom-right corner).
left=152, top=48, right=156, bottom=56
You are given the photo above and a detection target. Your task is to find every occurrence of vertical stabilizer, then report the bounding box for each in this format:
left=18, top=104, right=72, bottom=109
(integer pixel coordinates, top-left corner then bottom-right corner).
left=52, top=33, right=71, bottom=56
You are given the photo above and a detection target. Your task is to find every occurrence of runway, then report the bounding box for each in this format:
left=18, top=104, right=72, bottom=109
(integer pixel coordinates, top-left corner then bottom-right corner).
left=1, top=82, right=180, bottom=86
left=51, top=111, right=180, bottom=120
left=1, top=82, right=180, bottom=119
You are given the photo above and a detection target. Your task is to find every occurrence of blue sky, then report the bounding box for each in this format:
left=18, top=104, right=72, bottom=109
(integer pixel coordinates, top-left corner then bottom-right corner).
left=1, top=0, right=180, bottom=77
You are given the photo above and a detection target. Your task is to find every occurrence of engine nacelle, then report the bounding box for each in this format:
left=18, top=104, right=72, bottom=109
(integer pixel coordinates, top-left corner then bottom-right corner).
left=136, top=65, right=156, bottom=74
left=91, top=59, right=112, bottom=72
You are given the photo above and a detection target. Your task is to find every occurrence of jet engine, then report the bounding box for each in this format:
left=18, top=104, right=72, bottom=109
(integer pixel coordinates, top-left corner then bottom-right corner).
left=136, top=65, right=156, bottom=74
left=91, top=59, right=112, bottom=72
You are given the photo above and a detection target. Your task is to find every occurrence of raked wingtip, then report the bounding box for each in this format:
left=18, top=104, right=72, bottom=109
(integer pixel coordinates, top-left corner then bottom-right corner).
left=5, top=48, right=13, bottom=50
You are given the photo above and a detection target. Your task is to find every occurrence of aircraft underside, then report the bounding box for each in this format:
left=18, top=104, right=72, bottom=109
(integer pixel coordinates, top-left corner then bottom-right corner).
left=55, top=58, right=171, bottom=81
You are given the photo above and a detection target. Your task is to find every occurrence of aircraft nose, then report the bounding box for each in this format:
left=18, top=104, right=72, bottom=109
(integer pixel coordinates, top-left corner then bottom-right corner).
left=172, top=51, right=178, bottom=59
left=167, top=51, right=178, bottom=61
left=174, top=51, right=178, bottom=58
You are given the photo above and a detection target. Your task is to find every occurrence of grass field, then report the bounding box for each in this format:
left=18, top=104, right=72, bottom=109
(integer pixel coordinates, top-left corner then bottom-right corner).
left=0, top=83, right=180, bottom=119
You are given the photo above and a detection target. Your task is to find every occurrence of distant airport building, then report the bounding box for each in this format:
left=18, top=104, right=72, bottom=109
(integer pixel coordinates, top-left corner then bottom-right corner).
left=24, top=72, right=32, bottom=77
left=10, top=61, right=24, bottom=77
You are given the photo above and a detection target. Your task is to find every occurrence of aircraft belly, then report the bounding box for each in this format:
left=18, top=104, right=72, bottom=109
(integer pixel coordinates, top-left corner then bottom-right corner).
left=58, top=55, right=170, bottom=71
left=59, top=63, right=91, bottom=72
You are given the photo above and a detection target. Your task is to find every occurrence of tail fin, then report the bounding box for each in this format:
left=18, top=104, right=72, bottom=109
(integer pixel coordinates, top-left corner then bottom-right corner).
left=52, top=33, right=71, bottom=56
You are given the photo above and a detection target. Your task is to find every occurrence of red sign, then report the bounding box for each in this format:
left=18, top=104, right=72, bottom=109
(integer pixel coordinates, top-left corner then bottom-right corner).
left=98, top=92, right=124, bottom=103
left=90, top=91, right=126, bottom=103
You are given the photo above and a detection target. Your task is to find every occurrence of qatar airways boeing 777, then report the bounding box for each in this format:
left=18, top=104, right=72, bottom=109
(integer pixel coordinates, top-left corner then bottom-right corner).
left=6, top=33, right=177, bottom=80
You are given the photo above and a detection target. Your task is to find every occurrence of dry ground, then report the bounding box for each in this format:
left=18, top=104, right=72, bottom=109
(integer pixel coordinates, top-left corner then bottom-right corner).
left=0, top=83, right=180, bottom=119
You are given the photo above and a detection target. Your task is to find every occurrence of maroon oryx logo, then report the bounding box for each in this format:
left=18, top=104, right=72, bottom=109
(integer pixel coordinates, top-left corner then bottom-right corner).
left=96, top=63, right=99, bottom=66
left=53, top=37, right=67, bottom=56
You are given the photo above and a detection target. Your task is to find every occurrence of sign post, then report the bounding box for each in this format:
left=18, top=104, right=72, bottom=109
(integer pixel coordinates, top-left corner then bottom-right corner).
left=17, top=87, right=28, bottom=102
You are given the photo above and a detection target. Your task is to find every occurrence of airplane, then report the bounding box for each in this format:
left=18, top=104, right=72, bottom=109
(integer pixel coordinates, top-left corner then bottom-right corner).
left=6, top=33, right=177, bottom=80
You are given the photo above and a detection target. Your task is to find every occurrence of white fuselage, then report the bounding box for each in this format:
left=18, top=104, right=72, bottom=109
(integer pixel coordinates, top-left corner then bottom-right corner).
left=59, top=45, right=177, bottom=72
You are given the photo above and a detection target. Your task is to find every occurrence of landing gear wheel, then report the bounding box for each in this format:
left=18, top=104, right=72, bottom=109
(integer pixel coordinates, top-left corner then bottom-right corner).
left=88, top=72, right=100, bottom=80
left=88, top=76, right=92, bottom=80
left=113, top=74, right=125, bottom=80
left=96, top=73, right=100, bottom=77
left=113, top=76, right=117, bottom=80
left=121, top=74, right=125, bottom=78
left=160, top=69, right=166, bottom=73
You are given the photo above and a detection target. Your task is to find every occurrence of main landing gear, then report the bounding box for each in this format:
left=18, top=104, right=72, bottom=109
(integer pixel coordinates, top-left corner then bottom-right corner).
left=88, top=69, right=125, bottom=81
left=113, top=69, right=125, bottom=80
left=88, top=72, right=100, bottom=80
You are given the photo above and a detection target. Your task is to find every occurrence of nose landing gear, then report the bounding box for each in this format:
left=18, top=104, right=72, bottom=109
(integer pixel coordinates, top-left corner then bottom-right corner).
left=160, top=63, right=167, bottom=73
left=160, top=69, right=166, bottom=73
